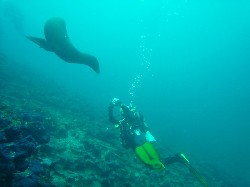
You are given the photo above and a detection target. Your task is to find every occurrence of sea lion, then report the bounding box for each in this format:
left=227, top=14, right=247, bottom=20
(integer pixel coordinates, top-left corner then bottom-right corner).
left=26, top=17, right=99, bottom=73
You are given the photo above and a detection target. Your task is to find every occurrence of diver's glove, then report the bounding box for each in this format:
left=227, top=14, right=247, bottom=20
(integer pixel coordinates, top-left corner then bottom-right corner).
left=111, top=98, right=121, bottom=106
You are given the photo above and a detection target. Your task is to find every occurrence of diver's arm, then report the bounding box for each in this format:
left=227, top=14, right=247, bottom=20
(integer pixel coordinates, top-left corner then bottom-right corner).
left=108, top=104, right=117, bottom=124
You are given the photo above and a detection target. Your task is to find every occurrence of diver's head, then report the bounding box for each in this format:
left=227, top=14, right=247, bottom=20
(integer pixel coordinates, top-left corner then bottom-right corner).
left=120, top=104, right=137, bottom=122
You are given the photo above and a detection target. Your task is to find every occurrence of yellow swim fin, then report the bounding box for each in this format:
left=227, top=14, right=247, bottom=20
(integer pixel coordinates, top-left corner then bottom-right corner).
left=185, top=164, right=209, bottom=187
left=142, top=142, right=160, bottom=160
left=135, top=142, right=164, bottom=170
left=176, top=153, right=208, bottom=187
left=135, top=145, right=151, bottom=165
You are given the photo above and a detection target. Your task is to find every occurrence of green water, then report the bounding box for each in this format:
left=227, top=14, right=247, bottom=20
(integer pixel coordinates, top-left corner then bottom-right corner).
left=1, top=0, right=250, bottom=186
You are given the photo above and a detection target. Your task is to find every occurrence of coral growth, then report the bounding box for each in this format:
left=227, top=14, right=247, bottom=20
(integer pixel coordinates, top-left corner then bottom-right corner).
left=0, top=107, right=51, bottom=186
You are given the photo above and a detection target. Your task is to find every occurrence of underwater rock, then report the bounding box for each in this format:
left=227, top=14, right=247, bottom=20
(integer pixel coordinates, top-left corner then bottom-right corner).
left=0, top=65, right=228, bottom=186
left=0, top=135, right=36, bottom=162
left=24, top=124, right=50, bottom=144
left=101, top=179, right=115, bottom=187
left=0, top=116, right=11, bottom=129
left=4, top=125, right=25, bottom=142
left=40, top=158, right=52, bottom=167
left=15, top=161, right=29, bottom=172
left=12, top=174, right=39, bottom=187
left=11, top=160, right=50, bottom=187
left=0, top=107, right=51, bottom=186
left=0, top=131, right=7, bottom=143
left=3, top=113, right=50, bottom=144
left=0, top=135, right=36, bottom=178
left=28, top=160, right=43, bottom=175
left=0, top=157, right=15, bottom=175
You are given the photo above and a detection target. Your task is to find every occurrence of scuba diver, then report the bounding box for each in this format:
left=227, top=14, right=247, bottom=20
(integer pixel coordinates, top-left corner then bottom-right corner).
left=108, top=98, right=208, bottom=187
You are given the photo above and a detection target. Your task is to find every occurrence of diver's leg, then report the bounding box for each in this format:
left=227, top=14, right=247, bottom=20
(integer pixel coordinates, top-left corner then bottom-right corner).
left=163, top=152, right=190, bottom=166
left=164, top=153, right=209, bottom=187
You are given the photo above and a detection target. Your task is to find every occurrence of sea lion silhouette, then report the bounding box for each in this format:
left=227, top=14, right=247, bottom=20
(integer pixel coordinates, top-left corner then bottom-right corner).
left=26, top=17, right=99, bottom=73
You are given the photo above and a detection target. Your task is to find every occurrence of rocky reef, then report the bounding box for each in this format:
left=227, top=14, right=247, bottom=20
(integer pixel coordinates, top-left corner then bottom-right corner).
left=0, top=63, right=227, bottom=187
left=0, top=104, right=51, bottom=186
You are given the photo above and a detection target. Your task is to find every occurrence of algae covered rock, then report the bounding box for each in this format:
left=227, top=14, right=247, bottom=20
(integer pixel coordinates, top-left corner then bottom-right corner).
left=0, top=106, right=51, bottom=186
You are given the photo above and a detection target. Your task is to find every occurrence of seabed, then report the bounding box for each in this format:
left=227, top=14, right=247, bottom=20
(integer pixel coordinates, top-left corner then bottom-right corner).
left=0, top=61, right=225, bottom=187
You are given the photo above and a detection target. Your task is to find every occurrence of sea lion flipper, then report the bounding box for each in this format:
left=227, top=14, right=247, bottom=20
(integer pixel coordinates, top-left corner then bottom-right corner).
left=26, top=36, right=53, bottom=51
left=79, top=53, right=100, bottom=73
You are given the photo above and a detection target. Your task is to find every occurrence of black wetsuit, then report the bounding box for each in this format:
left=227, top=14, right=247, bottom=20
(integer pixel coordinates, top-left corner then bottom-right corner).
left=108, top=104, right=149, bottom=149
